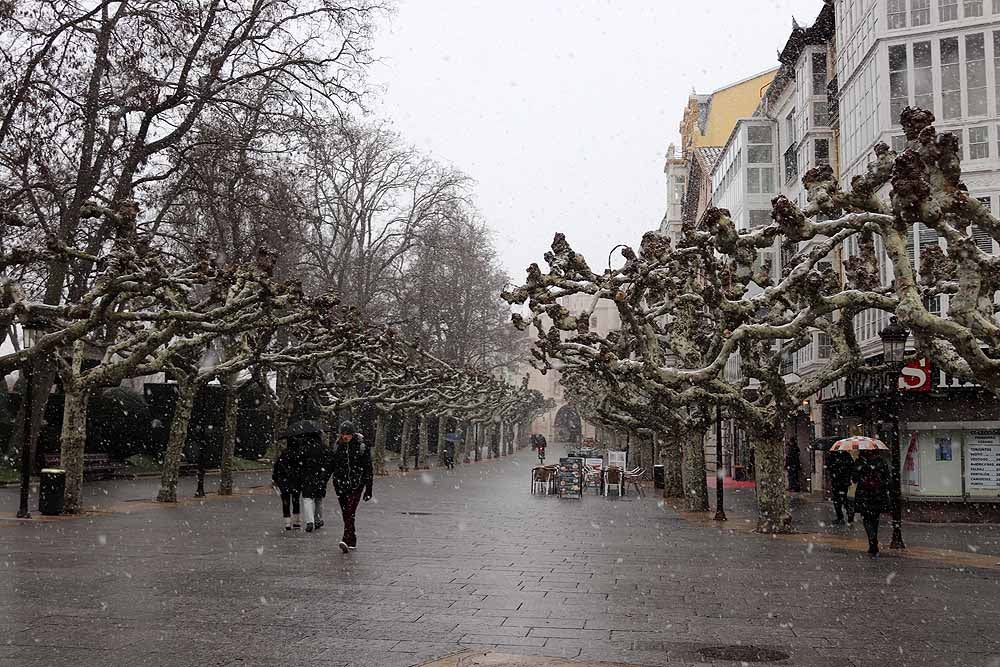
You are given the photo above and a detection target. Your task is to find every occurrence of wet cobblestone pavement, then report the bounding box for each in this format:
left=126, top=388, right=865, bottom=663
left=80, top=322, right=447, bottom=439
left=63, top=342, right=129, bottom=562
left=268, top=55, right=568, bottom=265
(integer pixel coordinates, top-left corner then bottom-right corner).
left=2, top=447, right=999, bottom=667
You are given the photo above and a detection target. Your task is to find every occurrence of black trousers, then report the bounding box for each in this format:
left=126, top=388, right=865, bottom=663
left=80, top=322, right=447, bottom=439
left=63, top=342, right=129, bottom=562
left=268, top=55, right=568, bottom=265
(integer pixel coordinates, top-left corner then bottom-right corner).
left=280, top=491, right=301, bottom=518
left=338, top=487, right=364, bottom=547
left=862, top=511, right=880, bottom=552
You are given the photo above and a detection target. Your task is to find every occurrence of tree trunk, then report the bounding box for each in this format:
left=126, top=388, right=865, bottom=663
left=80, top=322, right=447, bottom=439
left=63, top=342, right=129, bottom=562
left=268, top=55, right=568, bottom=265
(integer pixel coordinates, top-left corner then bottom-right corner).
left=473, top=423, right=482, bottom=462
left=272, top=369, right=294, bottom=455
left=156, top=379, right=198, bottom=503
left=400, top=413, right=413, bottom=471
left=460, top=420, right=470, bottom=463
left=753, top=427, right=792, bottom=533
left=682, top=428, right=710, bottom=511
left=662, top=435, right=684, bottom=499
left=437, top=415, right=448, bottom=466
left=374, top=410, right=387, bottom=476
left=218, top=375, right=238, bottom=496
left=60, top=384, right=90, bottom=514
left=418, top=414, right=429, bottom=469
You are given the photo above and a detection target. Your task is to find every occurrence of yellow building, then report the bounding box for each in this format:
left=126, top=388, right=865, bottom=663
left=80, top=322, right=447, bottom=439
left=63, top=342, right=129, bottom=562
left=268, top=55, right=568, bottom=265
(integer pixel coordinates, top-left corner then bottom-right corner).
left=662, top=68, right=778, bottom=242
left=679, top=69, right=778, bottom=153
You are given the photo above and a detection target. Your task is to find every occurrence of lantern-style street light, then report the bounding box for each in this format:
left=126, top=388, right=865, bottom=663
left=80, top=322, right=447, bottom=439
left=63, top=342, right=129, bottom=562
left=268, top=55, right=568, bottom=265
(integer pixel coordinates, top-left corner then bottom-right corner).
left=16, top=318, right=48, bottom=519
left=879, top=316, right=908, bottom=550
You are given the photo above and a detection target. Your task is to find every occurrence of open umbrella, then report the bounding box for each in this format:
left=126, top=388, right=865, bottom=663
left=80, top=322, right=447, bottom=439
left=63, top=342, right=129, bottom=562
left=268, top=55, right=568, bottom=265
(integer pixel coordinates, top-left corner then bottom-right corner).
left=277, top=420, right=328, bottom=439
left=830, top=436, right=889, bottom=452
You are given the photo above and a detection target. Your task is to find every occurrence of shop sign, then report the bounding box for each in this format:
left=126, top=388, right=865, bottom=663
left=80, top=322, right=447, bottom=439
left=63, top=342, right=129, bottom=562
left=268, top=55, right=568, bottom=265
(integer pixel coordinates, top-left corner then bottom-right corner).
left=899, top=358, right=931, bottom=392
left=937, top=369, right=980, bottom=390
left=966, top=431, right=1000, bottom=490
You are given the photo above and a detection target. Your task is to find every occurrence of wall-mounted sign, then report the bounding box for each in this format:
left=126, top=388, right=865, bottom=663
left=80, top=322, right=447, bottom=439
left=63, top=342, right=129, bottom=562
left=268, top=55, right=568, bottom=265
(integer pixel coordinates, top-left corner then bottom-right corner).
left=966, top=431, right=1000, bottom=490
left=899, top=358, right=931, bottom=392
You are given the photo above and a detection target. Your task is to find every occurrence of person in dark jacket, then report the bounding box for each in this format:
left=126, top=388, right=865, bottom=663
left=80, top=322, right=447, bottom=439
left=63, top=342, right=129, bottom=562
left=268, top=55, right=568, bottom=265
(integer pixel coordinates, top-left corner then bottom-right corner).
left=272, top=437, right=302, bottom=530
left=828, top=450, right=854, bottom=525
left=293, top=429, right=332, bottom=533
left=852, top=450, right=890, bottom=556
left=785, top=440, right=802, bottom=492
left=329, top=420, right=374, bottom=553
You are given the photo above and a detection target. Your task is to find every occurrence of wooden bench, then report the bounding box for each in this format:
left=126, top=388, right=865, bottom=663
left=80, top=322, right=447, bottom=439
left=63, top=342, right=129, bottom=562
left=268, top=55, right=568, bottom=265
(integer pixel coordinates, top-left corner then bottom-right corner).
left=43, top=453, right=124, bottom=480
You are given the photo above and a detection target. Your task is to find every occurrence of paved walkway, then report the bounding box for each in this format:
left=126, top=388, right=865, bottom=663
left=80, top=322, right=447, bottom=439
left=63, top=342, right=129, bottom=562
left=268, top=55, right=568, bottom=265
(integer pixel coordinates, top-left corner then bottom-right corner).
left=1, top=446, right=999, bottom=666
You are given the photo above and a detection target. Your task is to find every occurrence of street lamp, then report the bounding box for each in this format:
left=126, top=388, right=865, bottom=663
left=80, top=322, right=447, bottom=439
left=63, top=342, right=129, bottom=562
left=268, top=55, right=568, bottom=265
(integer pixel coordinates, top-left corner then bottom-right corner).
left=879, top=316, right=908, bottom=550
left=16, top=318, right=48, bottom=519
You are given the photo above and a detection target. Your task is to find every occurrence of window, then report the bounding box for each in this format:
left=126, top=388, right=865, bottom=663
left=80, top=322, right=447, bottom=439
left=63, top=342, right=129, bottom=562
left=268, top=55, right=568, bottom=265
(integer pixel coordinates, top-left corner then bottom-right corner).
left=912, top=0, right=931, bottom=23
left=940, top=37, right=961, bottom=120
left=747, top=167, right=775, bottom=194
left=924, top=295, right=942, bottom=316
left=749, top=210, right=771, bottom=228
left=994, top=0, right=1000, bottom=12
left=995, top=32, right=1000, bottom=112
left=965, top=0, right=984, bottom=15
left=972, top=197, right=994, bottom=253
left=812, top=52, right=828, bottom=96
left=780, top=348, right=794, bottom=375
left=913, top=41, right=933, bottom=112
left=940, top=0, right=959, bottom=20
left=967, top=34, right=987, bottom=117
left=813, top=101, right=830, bottom=126
left=970, top=126, right=989, bottom=159
left=892, top=135, right=908, bottom=152
left=784, top=143, right=798, bottom=183
left=889, top=45, right=908, bottom=127
left=747, top=127, right=773, bottom=163
left=815, top=138, right=830, bottom=166
left=888, top=0, right=908, bottom=27
left=817, top=333, right=832, bottom=360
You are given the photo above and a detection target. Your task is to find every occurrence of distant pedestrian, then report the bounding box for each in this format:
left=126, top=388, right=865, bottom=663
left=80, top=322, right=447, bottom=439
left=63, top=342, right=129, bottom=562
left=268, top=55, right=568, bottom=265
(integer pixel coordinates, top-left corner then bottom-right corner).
left=329, top=421, right=374, bottom=553
left=852, top=450, right=890, bottom=556
left=272, top=437, right=302, bottom=530
left=443, top=435, right=456, bottom=470
left=785, top=440, right=802, bottom=492
left=828, top=450, right=853, bottom=525
left=532, top=433, right=547, bottom=464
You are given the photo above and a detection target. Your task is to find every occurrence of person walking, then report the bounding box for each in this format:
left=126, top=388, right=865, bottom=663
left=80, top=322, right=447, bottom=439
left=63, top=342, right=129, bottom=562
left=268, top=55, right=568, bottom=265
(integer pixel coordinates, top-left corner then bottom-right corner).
left=785, top=440, right=802, bottom=492
left=329, top=421, right=373, bottom=553
left=281, top=421, right=331, bottom=533
left=852, top=450, right=890, bottom=556
left=272, top=436, right=302, bottom=530
left=828, top=450, right=854, bottom=525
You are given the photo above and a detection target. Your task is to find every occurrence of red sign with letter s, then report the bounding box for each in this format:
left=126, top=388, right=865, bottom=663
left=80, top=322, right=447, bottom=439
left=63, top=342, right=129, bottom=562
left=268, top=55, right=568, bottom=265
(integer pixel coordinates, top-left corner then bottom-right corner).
left=898, top=358, right=931, bottom=392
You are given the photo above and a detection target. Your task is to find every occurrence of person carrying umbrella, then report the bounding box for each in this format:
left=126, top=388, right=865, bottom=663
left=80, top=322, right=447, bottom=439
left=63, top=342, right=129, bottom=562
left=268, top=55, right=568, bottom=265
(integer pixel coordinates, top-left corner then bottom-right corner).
left=329, top=420, right=374, bottom=553
left=834, top=436, right=891, bottom=556
left=278, top=420, right=332, bottom=533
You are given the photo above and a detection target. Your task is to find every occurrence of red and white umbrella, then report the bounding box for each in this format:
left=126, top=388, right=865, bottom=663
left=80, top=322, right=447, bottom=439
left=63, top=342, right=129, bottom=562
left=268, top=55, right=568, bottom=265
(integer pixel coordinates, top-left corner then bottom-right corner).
left=830, top=436, right=889, bottom=452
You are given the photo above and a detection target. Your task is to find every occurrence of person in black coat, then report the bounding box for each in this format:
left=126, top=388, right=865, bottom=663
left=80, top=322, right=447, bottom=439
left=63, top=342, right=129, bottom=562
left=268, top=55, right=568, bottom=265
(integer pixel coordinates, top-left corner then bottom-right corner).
left=785, top=440, right=802, bottom=492
left=272, top=437, right=302, bottom=530
left=852, top=450, right=890, bottom=556
left=828, top=451, right=854, bottom=525
left=296, top=431, right=332, bottom=533
left=329, top=420, right=373, bottom=553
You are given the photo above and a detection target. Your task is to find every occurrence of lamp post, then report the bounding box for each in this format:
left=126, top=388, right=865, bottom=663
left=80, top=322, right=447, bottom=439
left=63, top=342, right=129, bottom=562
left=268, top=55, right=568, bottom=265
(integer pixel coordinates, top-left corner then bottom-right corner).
left=714, top=404, right=727, bottom=522
left=16, top=318, right=47, bottom=519
left=878, top=316, right=908, bottom=550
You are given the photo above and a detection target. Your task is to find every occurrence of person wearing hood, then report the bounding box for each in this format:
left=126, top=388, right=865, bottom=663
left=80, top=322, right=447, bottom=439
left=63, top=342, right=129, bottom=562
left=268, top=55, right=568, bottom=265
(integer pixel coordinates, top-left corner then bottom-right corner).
left=329, top=420, right=374, bottom=553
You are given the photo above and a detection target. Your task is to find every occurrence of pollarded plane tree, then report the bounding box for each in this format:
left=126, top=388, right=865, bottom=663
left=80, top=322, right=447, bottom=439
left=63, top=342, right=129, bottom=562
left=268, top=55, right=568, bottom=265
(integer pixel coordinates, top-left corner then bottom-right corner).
left=505, top=184, right=898, bottom=531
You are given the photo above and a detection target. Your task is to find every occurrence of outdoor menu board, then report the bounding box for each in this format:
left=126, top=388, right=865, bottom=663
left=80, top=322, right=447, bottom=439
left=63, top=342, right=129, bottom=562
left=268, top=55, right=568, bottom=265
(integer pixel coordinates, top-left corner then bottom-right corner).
left=557, top=457, right=583, bottom=499
left=966, top=431, right=1000, bottom=490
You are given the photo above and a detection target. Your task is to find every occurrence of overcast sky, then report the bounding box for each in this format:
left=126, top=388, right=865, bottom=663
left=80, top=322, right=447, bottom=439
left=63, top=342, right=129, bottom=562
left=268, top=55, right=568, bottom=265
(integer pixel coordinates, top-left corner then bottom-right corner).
left=370, top=0, right=822, bottom=283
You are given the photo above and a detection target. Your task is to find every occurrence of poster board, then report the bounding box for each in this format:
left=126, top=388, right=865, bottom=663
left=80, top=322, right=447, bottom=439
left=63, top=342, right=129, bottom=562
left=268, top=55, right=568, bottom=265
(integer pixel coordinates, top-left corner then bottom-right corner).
left=966, top=431, right=1000, bottom=490
left=557, top=457, right=583, bottom=499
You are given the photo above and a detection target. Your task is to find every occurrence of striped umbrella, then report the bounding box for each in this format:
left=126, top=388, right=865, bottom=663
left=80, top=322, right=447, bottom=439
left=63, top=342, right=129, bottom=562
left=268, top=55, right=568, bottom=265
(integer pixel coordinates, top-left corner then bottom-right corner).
left=830, top=436, right=889, bottom=452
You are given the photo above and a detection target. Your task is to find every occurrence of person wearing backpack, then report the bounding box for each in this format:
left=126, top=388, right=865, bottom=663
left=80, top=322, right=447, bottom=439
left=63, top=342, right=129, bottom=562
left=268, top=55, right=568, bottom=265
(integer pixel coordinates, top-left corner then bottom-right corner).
left=852, top=450, right=890, bottom=556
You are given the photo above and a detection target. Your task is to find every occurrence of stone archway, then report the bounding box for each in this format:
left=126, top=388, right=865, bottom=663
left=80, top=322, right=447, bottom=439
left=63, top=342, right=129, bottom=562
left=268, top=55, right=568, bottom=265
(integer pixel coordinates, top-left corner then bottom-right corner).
left=553, top=404, right=582, bottom=444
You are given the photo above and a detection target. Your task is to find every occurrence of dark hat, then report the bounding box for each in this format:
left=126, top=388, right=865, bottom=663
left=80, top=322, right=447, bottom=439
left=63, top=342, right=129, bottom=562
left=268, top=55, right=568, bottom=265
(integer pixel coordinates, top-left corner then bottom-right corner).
left=338, top=420, right=356, bottom=435
left=278, top=420, right=327, bottom=439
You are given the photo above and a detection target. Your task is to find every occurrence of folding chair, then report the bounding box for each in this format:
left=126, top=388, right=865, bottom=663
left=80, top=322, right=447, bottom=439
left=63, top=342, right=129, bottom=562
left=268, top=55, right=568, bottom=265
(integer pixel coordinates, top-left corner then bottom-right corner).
left=624, top=467, right=645, bottom=497
left=605, top=466, right=623, bottom=497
